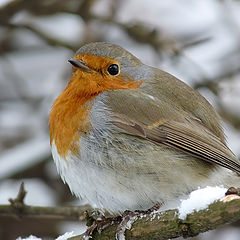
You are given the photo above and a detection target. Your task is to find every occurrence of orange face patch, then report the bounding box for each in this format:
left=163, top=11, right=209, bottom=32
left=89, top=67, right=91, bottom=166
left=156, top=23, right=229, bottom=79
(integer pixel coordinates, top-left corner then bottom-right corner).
left=49, top=54, right=143, bottom=158
left=74, top=54, right=143, bottom=91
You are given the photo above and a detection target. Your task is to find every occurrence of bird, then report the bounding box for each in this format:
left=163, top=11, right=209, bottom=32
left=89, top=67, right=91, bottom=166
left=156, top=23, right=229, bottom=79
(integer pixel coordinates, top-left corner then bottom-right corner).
left=49, top=42, right=240, bottom=214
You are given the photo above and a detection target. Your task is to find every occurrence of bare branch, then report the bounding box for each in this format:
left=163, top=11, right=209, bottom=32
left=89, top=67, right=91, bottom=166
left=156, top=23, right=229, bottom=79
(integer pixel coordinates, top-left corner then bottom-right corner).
left=0, top=204, right=90, bottom=221
left=0, top=183, right=91, bottom=221
left=3, top=23, right=77, bottom=51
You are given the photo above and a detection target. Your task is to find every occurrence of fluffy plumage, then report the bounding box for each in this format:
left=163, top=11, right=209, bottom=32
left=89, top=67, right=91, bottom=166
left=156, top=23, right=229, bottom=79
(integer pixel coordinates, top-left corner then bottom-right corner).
left=49, top=42, right=240, bottom=213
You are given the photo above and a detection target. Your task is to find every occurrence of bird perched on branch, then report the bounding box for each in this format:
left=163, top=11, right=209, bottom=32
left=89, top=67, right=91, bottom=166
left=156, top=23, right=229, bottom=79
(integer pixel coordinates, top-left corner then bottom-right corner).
left=49, top=42, right=240, bottom=214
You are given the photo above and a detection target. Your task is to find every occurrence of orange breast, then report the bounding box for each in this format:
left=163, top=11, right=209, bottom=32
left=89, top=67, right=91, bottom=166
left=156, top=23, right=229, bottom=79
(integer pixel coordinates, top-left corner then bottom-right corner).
left=49, top=84, right=96, bottom=158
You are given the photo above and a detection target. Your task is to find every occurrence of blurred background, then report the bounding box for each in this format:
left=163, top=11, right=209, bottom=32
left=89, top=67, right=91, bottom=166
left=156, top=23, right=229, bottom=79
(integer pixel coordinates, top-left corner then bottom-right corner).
left=0, top=0, right=240, bottom=239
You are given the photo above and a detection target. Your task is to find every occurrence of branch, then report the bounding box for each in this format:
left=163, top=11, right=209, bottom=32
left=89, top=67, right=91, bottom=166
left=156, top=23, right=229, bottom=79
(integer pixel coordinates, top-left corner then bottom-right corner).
left=69, top=198, right=240, bottom=240
left=0, top=204, right=90, bottom=221
left=4, top=23, right=77, bottom=51
left=0, top=182, right=91, bottom=221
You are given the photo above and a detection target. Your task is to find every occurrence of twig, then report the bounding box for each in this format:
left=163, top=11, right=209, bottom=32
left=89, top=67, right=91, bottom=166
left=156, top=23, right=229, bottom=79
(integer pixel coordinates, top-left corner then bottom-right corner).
left=4, top=23, right=77, bottom=51
left=8, top=182, right=27, bottom=213
left=0, top=183, right=91, bottom=221
left=0, top=204, right=90, bottom=221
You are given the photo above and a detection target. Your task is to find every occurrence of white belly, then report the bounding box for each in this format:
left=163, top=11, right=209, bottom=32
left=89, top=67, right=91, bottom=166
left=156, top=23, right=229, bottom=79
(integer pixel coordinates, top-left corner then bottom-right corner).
left=51, top=138, right=238, bottom=214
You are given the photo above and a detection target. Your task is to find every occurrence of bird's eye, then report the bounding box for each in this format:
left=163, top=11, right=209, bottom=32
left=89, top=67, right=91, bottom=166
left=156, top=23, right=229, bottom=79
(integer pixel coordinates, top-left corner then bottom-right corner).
left=107, top=64, right=119, bottom=76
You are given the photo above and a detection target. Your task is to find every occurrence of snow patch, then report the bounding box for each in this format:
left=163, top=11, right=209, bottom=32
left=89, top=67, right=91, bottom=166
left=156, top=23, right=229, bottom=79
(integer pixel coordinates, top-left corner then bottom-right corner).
left=56, top=231, right=75, bottom=240
left=178, top=186, right=227, bottom=219
left=16, top=232, right=75, bottom=240
left=16, top=235, right=41, bottom=240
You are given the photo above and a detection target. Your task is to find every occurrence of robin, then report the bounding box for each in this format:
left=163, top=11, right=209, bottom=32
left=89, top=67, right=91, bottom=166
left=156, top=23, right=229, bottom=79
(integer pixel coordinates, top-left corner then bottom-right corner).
left=49, top=42, right=240, bottom=215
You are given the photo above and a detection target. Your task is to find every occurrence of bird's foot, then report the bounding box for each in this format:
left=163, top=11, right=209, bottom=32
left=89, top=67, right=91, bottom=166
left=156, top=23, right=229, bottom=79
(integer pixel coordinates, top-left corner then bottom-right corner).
left=83, top=203, right=162, bottom=240
left=83, top=210, right=121, bottom=240
left=116, top=202, right=163, bottom=240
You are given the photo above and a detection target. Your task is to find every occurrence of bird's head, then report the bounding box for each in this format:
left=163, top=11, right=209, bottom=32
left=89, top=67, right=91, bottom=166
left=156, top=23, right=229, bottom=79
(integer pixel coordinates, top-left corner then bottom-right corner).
left=68, top=42, right=145, bottom=96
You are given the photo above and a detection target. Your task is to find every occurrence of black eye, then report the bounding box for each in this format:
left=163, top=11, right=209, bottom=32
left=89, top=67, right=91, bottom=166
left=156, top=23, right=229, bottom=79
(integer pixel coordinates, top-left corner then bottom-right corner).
left=107, top=64, right=119, bottom=75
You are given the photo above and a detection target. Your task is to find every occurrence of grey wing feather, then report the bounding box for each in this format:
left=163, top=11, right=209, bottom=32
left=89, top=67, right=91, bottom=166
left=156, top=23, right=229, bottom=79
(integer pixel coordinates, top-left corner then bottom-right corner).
left=147, top=121, right=240, bottom=173
left=111, top=91, right=240, bottom=173
left=112, top=116, right=240, bottom=173
left=108, top=88, right=240, bottom=174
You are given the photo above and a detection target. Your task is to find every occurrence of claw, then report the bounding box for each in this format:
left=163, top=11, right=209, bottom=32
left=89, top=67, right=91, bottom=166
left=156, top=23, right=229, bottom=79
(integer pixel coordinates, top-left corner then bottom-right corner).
left=83, top=203, right=163, bottom=240
left=116, top=211, right=138, bottom=240
left=116, top=203, right=163, bottom=240
left=83, top=213, right=121, bottom=240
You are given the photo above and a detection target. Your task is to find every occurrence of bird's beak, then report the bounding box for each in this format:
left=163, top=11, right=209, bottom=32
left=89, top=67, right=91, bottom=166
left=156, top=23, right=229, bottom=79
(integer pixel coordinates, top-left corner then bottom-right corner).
left=68, top=58, right=92, bottom=72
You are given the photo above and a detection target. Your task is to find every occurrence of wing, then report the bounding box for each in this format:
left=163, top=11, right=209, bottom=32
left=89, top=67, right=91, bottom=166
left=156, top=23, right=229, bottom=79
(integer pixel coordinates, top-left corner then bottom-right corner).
left=106, top=89, right=240, bottom=174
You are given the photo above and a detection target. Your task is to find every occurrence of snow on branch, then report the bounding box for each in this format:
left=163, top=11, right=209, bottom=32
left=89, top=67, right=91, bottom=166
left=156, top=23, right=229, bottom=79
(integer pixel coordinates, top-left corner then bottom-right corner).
left=69, top=195, right=240, bottom=240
